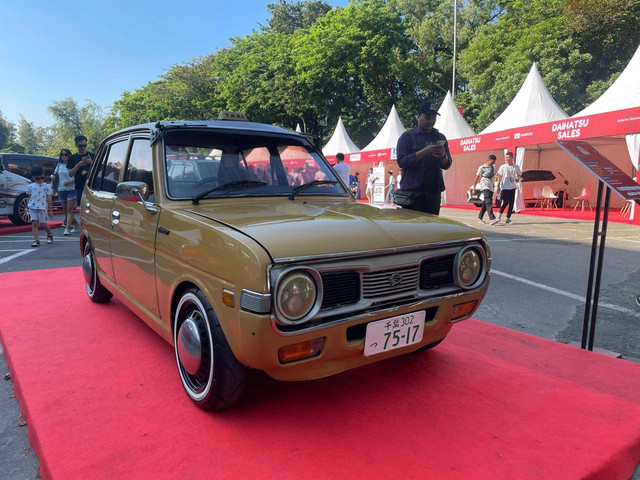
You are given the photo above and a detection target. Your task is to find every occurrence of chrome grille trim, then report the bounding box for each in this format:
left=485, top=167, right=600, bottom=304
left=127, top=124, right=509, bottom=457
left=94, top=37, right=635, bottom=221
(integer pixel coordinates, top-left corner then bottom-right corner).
left=362, top=266, right=420, bottom=298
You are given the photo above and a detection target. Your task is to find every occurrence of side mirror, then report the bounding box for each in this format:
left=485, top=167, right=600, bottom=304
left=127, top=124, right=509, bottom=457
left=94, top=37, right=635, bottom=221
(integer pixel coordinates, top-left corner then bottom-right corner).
left=116, top=181, right=157, bottom=214
left=116, top=181, right=149, bottom=202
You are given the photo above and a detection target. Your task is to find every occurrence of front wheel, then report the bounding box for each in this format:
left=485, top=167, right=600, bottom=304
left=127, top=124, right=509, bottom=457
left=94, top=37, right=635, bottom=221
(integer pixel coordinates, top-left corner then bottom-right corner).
left=174, top=288, right=246, bottom=411
left=82, top=242, right=113, bottom=303
left=8, top=194, right=29, bottom=225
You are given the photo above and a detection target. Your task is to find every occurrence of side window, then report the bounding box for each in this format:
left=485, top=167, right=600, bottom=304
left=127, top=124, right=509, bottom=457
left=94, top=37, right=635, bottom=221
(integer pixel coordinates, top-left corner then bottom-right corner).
left=124, top=139, right=154, bottom=202
left=91, top=149, right=108, bottom=191
left=98, top=140, right=128, bottom=194
left=521, top=171, right=536, bottom=182
left=7, top=158, right=31, bottom=179
left=538, top=171, right=556, bottom=181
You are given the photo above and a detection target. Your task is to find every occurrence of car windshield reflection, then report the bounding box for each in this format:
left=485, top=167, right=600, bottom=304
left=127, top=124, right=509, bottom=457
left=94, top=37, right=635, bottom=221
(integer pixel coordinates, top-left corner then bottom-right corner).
left=164, top=130, right=346, bottom=200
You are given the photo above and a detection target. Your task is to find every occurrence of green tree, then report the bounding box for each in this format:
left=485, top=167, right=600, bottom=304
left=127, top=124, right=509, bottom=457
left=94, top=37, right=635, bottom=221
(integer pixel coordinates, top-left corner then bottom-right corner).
left=0, top=111, right=16, bottom=150
left=262, top=0, right=332, bottom=33
left=47, top=99, right=108, bottom=155
left=17, top=116, right=52, bottom=154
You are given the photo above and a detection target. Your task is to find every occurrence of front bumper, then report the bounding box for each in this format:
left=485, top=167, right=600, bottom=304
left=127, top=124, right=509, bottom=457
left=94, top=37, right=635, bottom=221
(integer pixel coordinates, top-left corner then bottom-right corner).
left=236, top=280, right=489, bottom=381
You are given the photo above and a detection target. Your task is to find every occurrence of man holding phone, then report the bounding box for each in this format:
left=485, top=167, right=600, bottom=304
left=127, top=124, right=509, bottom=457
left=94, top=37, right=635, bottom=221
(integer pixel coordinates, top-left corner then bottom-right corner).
left=396, top=101, right=452, bottom=215
left=68, top=135, right=95, bottom=207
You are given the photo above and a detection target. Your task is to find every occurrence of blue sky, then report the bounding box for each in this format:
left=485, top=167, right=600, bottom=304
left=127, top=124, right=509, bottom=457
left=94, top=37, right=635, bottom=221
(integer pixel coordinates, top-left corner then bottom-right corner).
left=0, top=0, right=348, bottom=128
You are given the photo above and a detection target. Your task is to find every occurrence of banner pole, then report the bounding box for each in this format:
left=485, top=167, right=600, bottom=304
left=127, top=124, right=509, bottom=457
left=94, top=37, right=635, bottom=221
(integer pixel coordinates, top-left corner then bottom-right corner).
left=587, top=187, right=611, bottom=351
left=581, top=181, right=603, bottom=349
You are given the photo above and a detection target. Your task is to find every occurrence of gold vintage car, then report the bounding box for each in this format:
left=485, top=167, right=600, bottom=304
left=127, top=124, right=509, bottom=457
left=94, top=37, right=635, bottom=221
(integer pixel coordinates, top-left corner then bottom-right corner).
left=79, top=118, right=491, bottom=410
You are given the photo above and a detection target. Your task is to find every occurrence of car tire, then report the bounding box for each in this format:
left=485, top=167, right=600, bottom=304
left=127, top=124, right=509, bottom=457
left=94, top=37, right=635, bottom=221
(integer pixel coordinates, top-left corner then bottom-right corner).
left=8, top=194, right=30, bottom=225
left=174, top=288, right=247, bottom=411
left=82, top=242, right=113, bottom=303
left=416, top=336, right=446, bottom=352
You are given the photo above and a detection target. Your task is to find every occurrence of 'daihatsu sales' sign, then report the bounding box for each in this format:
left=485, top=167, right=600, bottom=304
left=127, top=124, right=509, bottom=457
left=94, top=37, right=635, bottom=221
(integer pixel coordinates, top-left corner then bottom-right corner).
left=557, top=140, right=640, bottom=204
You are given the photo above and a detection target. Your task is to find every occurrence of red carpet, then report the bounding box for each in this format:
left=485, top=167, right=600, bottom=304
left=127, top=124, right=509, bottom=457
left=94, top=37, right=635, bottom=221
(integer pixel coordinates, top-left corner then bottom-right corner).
left=2, top=267, right=640, bottom=480
left=0, top=219, right=64, bottom=235
left=442, top=205, right=639, bottom=225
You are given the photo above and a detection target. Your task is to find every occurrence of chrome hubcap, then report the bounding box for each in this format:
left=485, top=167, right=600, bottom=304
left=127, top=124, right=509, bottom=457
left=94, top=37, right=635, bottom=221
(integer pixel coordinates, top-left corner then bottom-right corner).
left=177, top=317, right=202, bottom=375
left=82, top=252, right=94, bottom=286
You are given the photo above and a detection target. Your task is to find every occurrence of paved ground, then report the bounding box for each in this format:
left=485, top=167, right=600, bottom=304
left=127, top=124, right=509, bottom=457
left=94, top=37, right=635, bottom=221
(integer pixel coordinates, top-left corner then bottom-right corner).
left=1, top=209, right=639, bottom=479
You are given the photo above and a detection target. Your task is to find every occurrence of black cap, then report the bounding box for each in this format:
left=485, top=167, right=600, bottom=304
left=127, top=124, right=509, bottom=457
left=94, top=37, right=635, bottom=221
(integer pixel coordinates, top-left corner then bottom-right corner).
left=418, top=102, right=440, bottom=117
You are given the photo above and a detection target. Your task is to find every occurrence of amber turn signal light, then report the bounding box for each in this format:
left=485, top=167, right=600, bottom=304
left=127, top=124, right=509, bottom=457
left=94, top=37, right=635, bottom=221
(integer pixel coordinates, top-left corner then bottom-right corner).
left=222, top=289, right=235, bottom=308
left=278, top=338, right=325, bottom=364
left=450, top=301, right=477, bottom=322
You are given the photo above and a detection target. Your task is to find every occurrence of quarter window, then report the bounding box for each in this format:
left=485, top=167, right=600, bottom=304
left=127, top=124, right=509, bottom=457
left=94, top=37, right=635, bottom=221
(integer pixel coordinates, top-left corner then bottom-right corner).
left=94, top=140, right=128, bottom=193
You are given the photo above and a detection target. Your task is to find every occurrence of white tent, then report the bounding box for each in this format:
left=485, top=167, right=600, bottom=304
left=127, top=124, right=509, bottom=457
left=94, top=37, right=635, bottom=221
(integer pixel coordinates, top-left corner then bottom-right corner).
left=321, top=117, right=360, bottom=156
left=435, top=91, right=476, bottom=140
left=295, top=123, right=302, bottom=133
left=481, top=63, right=568, bottom=134
left=574, top=44, right=640, bottom=218
left=362, top=105, right=407, bottom=152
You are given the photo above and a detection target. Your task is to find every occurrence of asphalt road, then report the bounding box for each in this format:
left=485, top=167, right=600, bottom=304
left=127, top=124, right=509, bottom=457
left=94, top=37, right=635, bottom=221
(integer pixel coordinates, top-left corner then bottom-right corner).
left=1, top=210, right=639, bottom=479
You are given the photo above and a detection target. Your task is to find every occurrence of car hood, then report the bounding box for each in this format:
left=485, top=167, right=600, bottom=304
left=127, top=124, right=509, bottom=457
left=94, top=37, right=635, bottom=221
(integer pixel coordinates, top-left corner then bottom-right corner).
left=181, top=199, right=481, bottom=261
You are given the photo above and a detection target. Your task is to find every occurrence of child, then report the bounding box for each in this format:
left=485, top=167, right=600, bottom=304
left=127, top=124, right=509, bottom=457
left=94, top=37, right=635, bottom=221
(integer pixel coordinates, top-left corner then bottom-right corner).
left=26, top=166, right=54, bottom=247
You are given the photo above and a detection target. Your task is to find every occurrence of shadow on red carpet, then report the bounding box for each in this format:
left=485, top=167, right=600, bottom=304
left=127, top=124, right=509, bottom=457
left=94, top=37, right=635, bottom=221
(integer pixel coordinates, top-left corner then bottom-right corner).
left=1, top=267, right=640, bottom=479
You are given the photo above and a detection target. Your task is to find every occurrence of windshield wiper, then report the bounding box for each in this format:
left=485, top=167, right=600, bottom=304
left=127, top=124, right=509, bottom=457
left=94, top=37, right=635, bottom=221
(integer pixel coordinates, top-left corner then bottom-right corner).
left=288, top=180, right=337, bottom=200
left=192, top=180, right=267, bottom=204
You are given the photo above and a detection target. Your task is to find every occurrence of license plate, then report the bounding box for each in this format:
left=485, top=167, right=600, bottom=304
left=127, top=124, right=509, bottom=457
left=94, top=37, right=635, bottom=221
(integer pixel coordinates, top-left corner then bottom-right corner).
left=363, top=311, right=426, bottom=357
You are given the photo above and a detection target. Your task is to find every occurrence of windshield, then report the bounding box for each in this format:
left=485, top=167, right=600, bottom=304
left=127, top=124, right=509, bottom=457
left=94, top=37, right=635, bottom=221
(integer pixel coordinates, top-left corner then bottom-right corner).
left=164, top=129, right=346, bottom=200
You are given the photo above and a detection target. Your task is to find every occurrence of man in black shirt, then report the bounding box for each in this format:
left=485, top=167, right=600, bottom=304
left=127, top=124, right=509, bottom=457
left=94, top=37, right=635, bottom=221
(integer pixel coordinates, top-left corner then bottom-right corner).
left=68, top=135, right=94, bottom=205
left=396, top=102, right=452, bottom=215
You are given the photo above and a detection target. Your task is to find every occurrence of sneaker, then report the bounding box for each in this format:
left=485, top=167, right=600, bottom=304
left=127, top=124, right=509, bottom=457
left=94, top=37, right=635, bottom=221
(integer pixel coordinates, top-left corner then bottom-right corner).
left=477, top=219, right=486, bottom=225
left=70, top=224, right=76, bottom=233
left=47, top=235, right=54, bottom=244
left=490, top=217, right=500, bottom=225
left=505, top=218, right=513, bottom=224
left=63, top=228, right=70, bottom=236
left=31, top=241, right=40, bottom=248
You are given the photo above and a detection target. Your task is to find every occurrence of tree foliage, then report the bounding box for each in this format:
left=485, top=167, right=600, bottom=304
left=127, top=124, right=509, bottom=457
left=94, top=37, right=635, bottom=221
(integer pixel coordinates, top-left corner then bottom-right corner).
left=262, top=0, right=332, bottom=33
left=47, top=99, right=108, bottom=156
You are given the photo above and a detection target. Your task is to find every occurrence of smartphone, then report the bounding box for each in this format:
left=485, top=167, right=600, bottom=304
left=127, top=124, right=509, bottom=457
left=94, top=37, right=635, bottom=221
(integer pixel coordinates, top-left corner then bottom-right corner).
left=436, top=140, right=446, bottom=146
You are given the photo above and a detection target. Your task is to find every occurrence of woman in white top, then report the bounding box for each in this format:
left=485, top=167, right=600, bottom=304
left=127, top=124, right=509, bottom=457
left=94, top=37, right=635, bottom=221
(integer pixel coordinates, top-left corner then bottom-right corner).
left=53, top=148, right=80, bottom=235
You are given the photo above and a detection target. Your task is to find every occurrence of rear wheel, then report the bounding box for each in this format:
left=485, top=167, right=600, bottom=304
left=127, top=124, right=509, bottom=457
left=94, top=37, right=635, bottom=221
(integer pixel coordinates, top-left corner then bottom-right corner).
left=174, top=288, right=246, bottom=410
left=82, top=242, right=113, bottom=303
left=8, top=194, right=29, bottom=225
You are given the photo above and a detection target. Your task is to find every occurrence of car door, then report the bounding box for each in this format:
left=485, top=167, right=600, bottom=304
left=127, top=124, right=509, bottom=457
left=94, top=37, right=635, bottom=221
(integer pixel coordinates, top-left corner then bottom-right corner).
left=83, top=137, right=129, bottom=282
left=110, top=137, right=160, bottom=316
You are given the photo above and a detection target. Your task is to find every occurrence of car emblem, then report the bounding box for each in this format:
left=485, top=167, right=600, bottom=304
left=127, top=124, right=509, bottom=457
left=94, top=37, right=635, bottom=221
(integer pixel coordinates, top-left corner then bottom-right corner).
left=389, top=273, right=403, bottom=287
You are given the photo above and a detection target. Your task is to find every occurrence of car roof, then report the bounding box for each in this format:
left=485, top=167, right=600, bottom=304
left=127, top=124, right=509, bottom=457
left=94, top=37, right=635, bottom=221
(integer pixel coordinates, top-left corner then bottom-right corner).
left=107, top=120, right=304, bottom=144
left=0, top=153, right=57, bottom=161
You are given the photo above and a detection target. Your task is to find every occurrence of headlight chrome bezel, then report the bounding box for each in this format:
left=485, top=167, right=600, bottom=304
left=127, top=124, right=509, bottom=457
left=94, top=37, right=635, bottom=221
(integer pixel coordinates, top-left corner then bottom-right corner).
left=453, top=245, right=486, bottom=290
left=273, top=267, right=323, bottom=325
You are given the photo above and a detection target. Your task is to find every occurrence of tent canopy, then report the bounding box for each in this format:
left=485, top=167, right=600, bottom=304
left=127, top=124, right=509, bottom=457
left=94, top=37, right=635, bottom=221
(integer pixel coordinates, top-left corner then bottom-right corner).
left=481, top=63, right=568, bottom=134
left=321, top=117, right=360, bottom=156
left=575, top=45, right=640, bottom=117
left=435, top=90, right=476, bottom=140
left=362, top=105, right=407, bottom=151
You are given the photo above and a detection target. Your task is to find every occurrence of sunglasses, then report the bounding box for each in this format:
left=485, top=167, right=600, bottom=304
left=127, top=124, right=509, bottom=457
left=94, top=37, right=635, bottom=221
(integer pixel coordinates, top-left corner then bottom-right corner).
left=34, top=176, right=44, bottom=180
left=61, top=153, right=69, bottom=157
left=77, top=144, right=88, bottom=148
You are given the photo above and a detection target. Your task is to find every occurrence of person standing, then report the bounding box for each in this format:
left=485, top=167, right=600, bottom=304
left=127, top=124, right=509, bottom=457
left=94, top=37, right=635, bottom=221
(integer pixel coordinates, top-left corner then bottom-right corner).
left=366, top=167, right=377, bottom=203
left=55, top=149, right=78, bottom=235
left=472, top=155, right=497, bottom=224
left=493, top=151, right=522, bottom=224
left=384, top=170, right=396, bottom=206
left=26, top=166, right=54, bottom=247
left=68, top=135, right=94, bottom=207
left=396, top=102, right=452, bottom=215
left=333, top=152, right=351, bottom=187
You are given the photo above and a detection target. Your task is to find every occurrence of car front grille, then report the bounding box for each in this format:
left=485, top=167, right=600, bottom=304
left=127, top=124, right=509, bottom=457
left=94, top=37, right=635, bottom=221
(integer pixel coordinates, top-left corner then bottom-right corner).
left=420, top=254, right=455, bottom=290
left=362, top=265, right=420, bottom=299
left=321, top=271, right=360, bottom=309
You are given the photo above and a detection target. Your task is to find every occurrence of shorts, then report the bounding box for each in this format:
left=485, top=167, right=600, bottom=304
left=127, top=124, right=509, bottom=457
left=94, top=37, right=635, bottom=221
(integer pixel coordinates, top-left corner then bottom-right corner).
left=58, top=189, right=77, bottom=202
left=29, top=208, right=49, bottom=223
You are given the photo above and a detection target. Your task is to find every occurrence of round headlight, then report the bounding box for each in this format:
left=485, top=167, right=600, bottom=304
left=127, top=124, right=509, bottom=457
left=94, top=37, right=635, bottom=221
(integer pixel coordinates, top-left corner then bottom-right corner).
left=457, top=248, right=482, bottom=288
left=276, top=271, right=318, bottom=322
